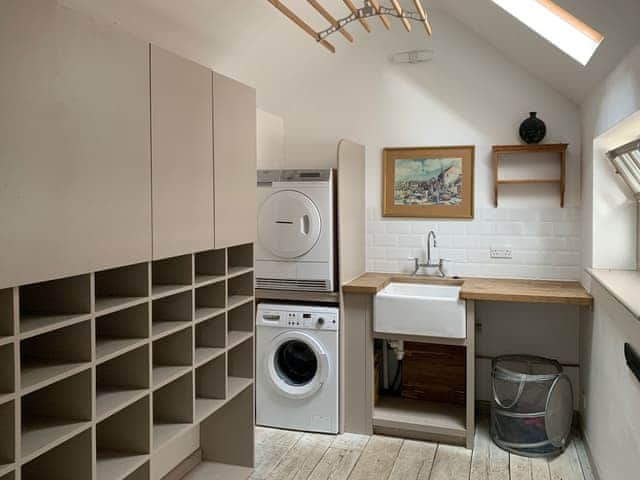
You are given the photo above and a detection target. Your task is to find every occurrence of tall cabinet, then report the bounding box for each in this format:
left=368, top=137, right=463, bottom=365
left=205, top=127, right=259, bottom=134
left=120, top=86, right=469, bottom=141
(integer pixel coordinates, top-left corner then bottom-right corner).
left=150, top=45, right=215, bottom=260
left=0, top=0, right=152, bottom=289
left=213, top=73, right=257, bottom=249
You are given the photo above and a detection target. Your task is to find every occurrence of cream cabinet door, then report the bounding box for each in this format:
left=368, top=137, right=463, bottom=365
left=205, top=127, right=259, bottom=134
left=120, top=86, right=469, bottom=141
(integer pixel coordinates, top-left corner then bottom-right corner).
left=212, top=72, right=257, bottom=248
left=151, top=45, right=215, bottom=259
left=0, top=1, right=152, bottom=289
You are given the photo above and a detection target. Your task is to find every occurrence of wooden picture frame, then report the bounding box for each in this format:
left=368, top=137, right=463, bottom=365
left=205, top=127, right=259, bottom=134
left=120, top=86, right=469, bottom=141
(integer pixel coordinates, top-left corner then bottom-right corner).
left=383, top=146, right=475, bottom=218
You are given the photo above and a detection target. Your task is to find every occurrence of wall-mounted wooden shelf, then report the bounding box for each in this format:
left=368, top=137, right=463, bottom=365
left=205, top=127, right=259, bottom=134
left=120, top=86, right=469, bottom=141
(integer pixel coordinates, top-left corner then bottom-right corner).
left=493, top=143, right=568, bottom=207
left=0, top=243, right=255, bottom=479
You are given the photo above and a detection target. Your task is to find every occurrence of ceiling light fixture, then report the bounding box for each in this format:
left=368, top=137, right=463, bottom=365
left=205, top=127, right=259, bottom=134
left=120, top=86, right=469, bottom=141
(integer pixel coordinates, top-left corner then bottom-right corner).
left=267, top=0, right=433, bottom=53
left=491, top=0, right=604, bottom=66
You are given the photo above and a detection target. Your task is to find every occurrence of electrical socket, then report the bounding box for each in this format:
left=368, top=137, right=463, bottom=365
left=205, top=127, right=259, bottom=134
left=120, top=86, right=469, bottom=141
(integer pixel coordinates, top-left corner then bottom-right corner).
left=490, top=246, right=513, bottom=259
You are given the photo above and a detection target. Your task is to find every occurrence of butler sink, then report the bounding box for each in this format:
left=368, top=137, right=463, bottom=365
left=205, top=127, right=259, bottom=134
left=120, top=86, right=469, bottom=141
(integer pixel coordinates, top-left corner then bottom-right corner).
left=374, top=282, right=466, bottom=339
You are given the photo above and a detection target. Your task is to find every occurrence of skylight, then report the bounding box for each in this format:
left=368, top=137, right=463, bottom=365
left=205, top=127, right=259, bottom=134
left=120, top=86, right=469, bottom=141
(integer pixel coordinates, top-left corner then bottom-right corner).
left=492, top=0, right=604, bottom=66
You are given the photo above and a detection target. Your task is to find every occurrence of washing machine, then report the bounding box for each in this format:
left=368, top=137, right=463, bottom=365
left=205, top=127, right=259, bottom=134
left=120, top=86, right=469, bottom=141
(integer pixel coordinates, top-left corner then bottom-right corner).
left=256, top=169, right=335, bottom=292
left=256, top=303, right=339, bottom=434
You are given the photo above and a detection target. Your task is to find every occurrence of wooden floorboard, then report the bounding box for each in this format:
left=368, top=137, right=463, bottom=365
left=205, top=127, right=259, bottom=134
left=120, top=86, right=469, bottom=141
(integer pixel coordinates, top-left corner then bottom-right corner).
left=254, top=421, right=590, bottom=480
left=388, top=439, right=437, bottom=480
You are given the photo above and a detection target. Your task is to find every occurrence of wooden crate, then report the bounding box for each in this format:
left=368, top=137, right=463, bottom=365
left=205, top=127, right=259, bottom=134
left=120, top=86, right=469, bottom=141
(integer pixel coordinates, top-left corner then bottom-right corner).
left=401, top=342, right=466, bottom=405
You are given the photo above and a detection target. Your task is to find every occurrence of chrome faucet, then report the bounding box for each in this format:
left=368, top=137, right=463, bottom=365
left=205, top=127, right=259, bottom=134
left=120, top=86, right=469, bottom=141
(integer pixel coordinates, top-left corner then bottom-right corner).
left=409, top=229, right=447, bottom=277
left=427, top=230, right=437, bottom=266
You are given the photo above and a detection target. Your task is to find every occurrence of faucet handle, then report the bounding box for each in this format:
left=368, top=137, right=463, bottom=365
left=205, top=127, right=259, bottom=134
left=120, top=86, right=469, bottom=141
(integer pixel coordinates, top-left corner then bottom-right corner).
left=408, top=257, right=420, bottom=274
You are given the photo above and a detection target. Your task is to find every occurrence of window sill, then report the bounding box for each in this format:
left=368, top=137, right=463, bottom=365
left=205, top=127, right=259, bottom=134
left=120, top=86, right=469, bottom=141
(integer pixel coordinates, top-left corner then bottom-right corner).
left=587, top=268, right=640, bottom=320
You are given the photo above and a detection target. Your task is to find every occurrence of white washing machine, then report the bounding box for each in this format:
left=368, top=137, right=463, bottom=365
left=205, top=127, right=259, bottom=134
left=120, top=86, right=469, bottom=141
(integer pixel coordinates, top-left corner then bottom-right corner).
left=256, top=169, right=335, bottom=292
left=256, top=303, right=339, bottom=434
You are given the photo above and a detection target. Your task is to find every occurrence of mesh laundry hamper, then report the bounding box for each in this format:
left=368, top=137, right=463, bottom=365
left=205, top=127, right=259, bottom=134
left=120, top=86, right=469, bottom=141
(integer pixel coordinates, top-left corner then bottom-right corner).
left=491, top=355, right=573, bottom=457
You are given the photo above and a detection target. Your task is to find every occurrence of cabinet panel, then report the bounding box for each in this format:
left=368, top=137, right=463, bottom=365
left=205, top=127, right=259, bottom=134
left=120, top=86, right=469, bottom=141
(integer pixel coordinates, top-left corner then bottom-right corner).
left=151, top=45, right=214, bottom=260
left=0, top=0, right=152, bottom=289
left=213, top=73, right=257, bottom=248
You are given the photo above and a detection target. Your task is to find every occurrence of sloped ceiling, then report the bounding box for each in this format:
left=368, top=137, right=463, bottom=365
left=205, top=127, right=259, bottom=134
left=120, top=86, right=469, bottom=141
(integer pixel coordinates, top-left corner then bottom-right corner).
left=430, top=0, right=640, bottom=103
left=62, top=0, right=640, bottom=104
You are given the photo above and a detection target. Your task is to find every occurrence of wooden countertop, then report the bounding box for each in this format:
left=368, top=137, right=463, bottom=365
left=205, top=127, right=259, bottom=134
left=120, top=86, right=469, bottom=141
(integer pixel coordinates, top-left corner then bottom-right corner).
left=342, top=273, right=592, bottom=306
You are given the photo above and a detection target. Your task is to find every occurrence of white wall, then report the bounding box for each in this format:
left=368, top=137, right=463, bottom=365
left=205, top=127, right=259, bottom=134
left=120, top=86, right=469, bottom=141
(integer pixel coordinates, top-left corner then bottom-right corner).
left=257, top=108, right=285, bottom=170
left=582, top=41, right=640, bottom=274
left=580, top=40, right=640, bottom=480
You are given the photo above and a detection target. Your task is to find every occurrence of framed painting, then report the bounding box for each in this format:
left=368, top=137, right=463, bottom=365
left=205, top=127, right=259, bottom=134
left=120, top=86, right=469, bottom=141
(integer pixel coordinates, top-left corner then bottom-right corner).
left=383, top=146, right=475, bottom=218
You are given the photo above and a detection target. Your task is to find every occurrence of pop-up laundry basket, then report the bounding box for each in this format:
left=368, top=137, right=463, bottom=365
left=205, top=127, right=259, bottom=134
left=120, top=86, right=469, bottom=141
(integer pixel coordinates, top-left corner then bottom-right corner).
left=491, top=355, right=573, bottom=457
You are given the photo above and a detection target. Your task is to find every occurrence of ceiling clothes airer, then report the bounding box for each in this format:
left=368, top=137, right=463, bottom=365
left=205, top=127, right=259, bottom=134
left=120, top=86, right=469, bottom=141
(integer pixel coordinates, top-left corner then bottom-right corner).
left=266, top=0, right=433, bottom=53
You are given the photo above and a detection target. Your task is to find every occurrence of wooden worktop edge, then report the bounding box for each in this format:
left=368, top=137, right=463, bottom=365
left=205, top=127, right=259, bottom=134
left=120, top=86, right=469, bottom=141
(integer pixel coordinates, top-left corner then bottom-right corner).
left=342, top=273, right=593, bottom=306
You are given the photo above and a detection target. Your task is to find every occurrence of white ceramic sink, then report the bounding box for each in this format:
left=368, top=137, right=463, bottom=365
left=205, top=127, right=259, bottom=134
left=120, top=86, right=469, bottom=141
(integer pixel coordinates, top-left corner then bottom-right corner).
left=374, top=282, right=466, bottom=339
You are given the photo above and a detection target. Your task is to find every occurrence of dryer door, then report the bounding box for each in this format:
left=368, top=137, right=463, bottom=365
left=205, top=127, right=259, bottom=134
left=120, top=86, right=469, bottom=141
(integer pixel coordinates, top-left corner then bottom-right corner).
left=265, top=330, right=329, bottom=399
left=258, top=190, right=322, bottom=259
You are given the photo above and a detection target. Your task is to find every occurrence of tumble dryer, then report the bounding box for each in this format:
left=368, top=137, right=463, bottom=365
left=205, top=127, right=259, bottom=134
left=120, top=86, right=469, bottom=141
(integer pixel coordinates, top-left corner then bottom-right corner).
left=256, top=169, right=335, bottom=292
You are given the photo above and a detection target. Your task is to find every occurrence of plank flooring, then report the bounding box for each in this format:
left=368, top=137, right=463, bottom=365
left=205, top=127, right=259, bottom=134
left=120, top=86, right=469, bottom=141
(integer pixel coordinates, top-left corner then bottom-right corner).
left=252, top=420, right=591, bottom=480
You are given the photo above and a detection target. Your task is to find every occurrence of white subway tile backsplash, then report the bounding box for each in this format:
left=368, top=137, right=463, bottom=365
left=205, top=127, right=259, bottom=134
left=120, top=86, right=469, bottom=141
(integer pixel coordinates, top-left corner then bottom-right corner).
left=368, top=222, right=386, bottom=234
left=439, top=222, right=468, bottom=235
left=398, top=235, right=424, bottom=248
left=368, top=247, right=387, bottom=259
left=553, top=252, right=581, bottom=266
left=373, top=234, right=397, bottom=247
left=411, top=222, right=439, bottom=234
left=496, top=222, right=524, bottom=235
left=553, top=222, right=580, bottom=236
left=523, top=222, right=555, bottom=236
left=366, top=207, right=582, bottom=280
left=466, top=222, right=495, bottom=235
left=386, top=222, right=412, bottom=234
left=385, top=247, right=413, bottom=260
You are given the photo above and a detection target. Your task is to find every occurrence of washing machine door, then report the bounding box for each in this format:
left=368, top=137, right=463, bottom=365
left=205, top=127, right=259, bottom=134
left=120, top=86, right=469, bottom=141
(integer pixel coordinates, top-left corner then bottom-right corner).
left=258, top=190, right=322, bottom=259
left=265, top=330, right=329, bottom=399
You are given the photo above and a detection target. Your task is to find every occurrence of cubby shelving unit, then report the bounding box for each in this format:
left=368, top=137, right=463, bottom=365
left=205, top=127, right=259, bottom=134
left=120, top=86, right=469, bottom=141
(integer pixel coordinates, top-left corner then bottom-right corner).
left=96, top=397, right=150, bottom=480
left=96, top=304, right=149, bottom=365
left=95, top=263, right=149, bottom=316
left=0, top=243, right=255, bottom=479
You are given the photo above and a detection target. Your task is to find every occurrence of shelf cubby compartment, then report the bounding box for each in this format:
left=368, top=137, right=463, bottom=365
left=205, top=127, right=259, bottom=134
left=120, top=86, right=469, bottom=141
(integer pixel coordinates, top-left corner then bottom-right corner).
left=21, top=370, right=92, bottom=463
left=152, top=371, right=193, bottom=451
left=124, top=463, right=149, bottom=480
left=151, top=255, right=193, bottom=299
left=227, top=243, right=254, bottom=279
left=96, top=345, right=150, bottom=422
left=195, top=249, right=226, bottom=287
left=195, top=355, right=226, bottom=423
left=199, top=384, right=254, bottom=470
left=20, top=320, right=91, bottom=394
left=0, top=345, right=15, bottom=404
left=227, top=339, right=253, bottom=401
left=96, top=303, right=149, bottom=364
left=95, top=263, right=149, bottom=316
left=21, top=428, right=92, bottom=480
left=96, top=397, right=150, bottom=480
left=227, top=302, right=253, bottom=351
left=227, top=271, right=253, bottom=311
left=195, top=314, right=226, bottom=368
left=151, top=290, right=192, bottom=340
left=0, top=402, right=15, bottom=473
left=0, top=289, right=15, bottom=345
left=194, top=282, right=225, bottom=325
left=0, top=472, right=14, bottom=480
left=152, top=328, right=192, bottom=390
left=19, top=274, right=91, bottom=339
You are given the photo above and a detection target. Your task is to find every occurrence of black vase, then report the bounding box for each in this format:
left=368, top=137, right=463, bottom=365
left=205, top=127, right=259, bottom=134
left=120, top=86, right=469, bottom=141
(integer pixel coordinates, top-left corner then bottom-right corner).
left=519, top=112, right=546, bottom=144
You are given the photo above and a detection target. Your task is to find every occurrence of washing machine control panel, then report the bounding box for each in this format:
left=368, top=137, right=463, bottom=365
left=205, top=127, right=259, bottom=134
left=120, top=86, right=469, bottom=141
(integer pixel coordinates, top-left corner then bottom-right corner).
left=257, top=305, right=339, bottom=331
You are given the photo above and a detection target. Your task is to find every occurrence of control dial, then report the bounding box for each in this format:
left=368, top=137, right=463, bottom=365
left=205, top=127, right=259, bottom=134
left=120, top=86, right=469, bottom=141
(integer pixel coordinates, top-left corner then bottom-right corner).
left=316, top=317, right=325, bottom=327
